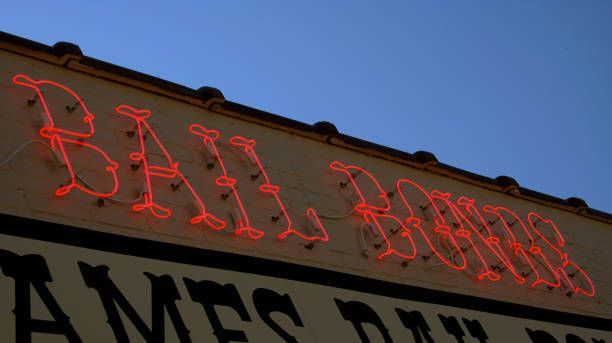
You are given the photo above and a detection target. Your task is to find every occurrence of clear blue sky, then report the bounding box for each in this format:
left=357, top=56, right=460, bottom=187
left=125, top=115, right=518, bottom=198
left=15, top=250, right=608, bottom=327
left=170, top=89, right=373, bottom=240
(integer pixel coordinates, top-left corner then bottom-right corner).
left=2, top=1, right=611, bottom=213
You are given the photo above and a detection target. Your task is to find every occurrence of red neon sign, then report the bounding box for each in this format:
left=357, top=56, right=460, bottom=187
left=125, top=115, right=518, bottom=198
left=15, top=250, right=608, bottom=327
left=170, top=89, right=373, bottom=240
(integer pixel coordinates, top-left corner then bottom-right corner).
left=330, top=161, right=596, bottom=296
left=10, top=73, right=596, bottom=298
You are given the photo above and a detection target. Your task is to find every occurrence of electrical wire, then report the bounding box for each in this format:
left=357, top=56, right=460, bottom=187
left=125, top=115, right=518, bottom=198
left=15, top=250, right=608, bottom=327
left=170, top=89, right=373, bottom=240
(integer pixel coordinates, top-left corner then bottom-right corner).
left=421, top=235, right=451, bottom=270
left=358, top=223, right=377, bottom=257
left=317, top=207, right=355, bottom=220
left=317, top=197, right=359, bottom=220
left=74, top=171, right=143, bottom=204
left=0, top=140, right=55, bottom=168
left=0, top=138, right=143, bottom=205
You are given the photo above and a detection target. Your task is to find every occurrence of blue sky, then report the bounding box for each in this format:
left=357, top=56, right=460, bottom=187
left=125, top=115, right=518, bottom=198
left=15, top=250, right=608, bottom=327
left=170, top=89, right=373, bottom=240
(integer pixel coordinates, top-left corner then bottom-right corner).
left=2, top=1, right=611, bottom=213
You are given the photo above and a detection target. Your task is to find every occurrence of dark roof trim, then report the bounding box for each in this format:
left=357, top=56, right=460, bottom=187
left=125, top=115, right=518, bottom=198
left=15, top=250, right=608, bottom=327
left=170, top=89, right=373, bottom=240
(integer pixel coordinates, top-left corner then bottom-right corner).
left=79, top=57, right=216, bottom=101
left=0, top=31, right=55, bottom=55
left=0, top=31, right=610, bottom=222
left=221, top=101, right=315, bottom=133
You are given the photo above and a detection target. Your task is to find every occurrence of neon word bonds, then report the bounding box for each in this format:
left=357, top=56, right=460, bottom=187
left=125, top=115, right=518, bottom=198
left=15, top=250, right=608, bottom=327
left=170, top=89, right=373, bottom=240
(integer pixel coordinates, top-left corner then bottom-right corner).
left=10, top=73, right=595, bottom=298
left=330, top=162, right=595, bottom=297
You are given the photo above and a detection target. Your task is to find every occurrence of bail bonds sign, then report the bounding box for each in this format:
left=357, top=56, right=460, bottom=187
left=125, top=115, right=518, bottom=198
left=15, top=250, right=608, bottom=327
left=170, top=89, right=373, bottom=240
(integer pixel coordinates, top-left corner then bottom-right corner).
left=0, top=215, right=610, bottom=342
left=2, top=72, right=598, bottom=299
left=0, top=35, right=611, bottom=342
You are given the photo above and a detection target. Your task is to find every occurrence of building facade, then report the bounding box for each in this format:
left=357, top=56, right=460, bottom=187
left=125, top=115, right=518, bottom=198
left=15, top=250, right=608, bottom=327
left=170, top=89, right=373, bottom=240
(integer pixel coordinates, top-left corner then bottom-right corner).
left=0, top=32, right=610, bottom=342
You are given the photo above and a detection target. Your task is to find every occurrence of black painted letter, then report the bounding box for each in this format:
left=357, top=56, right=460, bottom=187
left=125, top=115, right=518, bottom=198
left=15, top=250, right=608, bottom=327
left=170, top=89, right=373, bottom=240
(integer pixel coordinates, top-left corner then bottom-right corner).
left=184, top=278, right=251, bottom=343
left=78, top=262, right=190, bottom=342
left=334, top=298, right=392, bottom=343
left=565, top=334, right=587, bottom=343
left=0, top=249, right=81, bottom=343
left=525, top=328, right=558, bottom=342
left=437, top=315, right=465, bottom=343
left=253, top=288, right=304, bottom=343
left=395, top=309, right=434, bottom=343
left=462, top=318, right=488, bottom=343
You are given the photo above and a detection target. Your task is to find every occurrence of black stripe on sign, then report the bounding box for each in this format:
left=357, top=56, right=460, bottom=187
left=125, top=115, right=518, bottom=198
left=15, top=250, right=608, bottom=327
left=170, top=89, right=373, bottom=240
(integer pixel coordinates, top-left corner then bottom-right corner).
left=0, top=212, right=609, bottom=331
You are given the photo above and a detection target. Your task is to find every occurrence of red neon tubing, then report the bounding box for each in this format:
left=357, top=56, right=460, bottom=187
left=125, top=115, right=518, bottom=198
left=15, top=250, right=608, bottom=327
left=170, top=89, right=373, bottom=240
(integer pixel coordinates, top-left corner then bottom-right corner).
left=527, top=212, right=594, bottom=295
left=396, top=179, right=467, bottom=271
left=363, top=211, right=417, bottom=261
left=329, top=162, right=417, bottom=262
left=49, top=135, right=120, bottom=198
left=12, top=73, right=119, bottom=198
left=329, top=161, right=391, bottom=214
left=231, top=136, right=329, bottom=242
left=456, top=196, right=526, bottom=284
left=527, top=212, right=568, bottom=265
left=431, top=190, right=500, bottom=282
left=13, top=74, right=95, bottom=138
left=189, top=124, right=263, bottom=240
left=558, top=260, right=596, bottom=297
left=116, top=105, right=225, bottom=230
left=482, top=205, right=564, bottom=289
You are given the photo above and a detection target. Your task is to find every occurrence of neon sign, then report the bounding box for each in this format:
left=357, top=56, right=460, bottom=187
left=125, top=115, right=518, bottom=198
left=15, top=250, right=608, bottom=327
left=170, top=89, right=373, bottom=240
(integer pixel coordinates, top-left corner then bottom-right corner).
left=10, top=73, right=595, bottom=298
